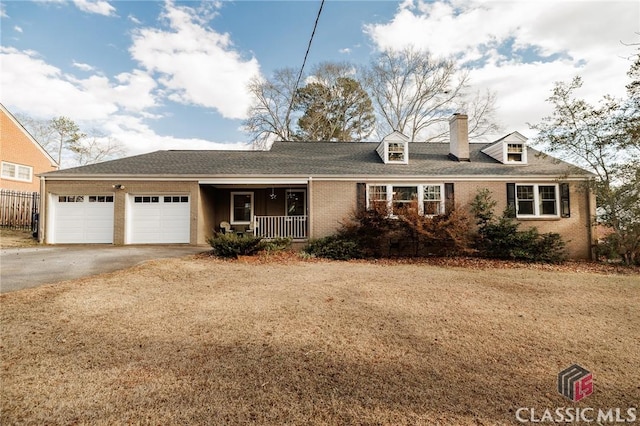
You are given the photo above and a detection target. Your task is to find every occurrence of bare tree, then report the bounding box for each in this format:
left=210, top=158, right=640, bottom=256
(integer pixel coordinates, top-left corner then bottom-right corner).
left=13, top=113, right=58, bottom=155
left=243, top=68, right=299, bottom=150
left=72, top=133, right=126, bottom=166
left=13, top=114, right=125, bottom=167
left=361, top=47, right=500, bottom=141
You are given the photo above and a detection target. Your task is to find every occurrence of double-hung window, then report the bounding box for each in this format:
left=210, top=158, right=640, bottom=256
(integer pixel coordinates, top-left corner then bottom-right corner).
left=507, top=144, right=524, bottom=162
left=231, top=192, right=253, bottom=224
left=423, top=185, right=443, bottom=215
left=388, top=143, right=405, bottom=162
left=368, top=185, right=388, bottom=211
left=515, top=184, right=558, bottom=217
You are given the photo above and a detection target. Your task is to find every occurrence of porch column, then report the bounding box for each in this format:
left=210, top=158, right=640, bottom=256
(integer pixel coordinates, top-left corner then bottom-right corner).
left=307, top=177, right=313, bottom=239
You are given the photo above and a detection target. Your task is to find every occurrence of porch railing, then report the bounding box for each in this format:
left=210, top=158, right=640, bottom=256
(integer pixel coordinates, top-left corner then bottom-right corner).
left=254, top=215, right=307, bottom=240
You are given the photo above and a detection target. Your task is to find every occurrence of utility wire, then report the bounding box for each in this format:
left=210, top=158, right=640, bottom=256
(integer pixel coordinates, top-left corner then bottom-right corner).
left=284, top=0, right=325, bottom=140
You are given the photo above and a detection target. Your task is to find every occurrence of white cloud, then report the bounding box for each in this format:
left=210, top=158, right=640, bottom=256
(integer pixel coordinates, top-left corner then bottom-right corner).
left=72, top=61, right=95, bottom=72
left=0, top=46, right=249, bottom=157
left=14, top=25, right=23, bottom=33
left=128, top=14, right=141, bottom=25
left=0, top=47, right=158, bottom=119
left=129, top=1, right=261, bottom=120
left=339, top=48, right=352, bottom=54
left=72, top=0, right=115, bottom=16
left=102, top=114, right=250, bottom=155
left=364, top=0, right=640, bottom=135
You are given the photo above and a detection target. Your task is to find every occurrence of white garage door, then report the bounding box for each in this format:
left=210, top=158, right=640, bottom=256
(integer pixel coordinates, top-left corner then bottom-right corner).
left=127, top=195, right=190, bottom=244
left=52, top=195, right=114, bottom=243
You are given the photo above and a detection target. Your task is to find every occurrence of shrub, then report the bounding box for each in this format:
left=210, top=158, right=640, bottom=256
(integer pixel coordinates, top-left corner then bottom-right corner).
left=304, top=235, right=363, bottom=260
left=338, top=202, right=474, bottom=257
left=339, top=206, right=398, bottom=257
left=206, top=232, right=265, bottom=258
left=260, top=237, right=292, bottom=253
left=471, top=190, right=567, bottom=263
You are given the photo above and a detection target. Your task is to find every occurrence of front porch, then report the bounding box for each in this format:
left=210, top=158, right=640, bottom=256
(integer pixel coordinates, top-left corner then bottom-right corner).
left=199, top=182, right=309, bottom=241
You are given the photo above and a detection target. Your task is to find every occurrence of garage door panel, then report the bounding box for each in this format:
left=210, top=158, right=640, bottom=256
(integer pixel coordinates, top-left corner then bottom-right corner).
left=52, top=195, right=114, bottom=244
left=127, top=195, right=190, bottom=244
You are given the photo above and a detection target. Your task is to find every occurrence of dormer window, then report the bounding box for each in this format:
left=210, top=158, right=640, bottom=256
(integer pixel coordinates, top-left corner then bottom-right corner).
left=388, top=142, right=406, bottom=162
left=481, top=132, right=528, bottom=165
left=376, top=131, right=410, bottom=164
left=507, top=144, right=524, bottom=162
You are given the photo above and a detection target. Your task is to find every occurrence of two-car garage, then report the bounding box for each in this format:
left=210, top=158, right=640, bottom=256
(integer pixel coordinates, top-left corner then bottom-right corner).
left=47, top=193, right=191, bottom=244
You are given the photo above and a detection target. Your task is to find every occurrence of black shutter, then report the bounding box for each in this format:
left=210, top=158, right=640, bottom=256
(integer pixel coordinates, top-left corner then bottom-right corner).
left=444, top=183, right=455, bottom=214
left=356, top=183, right=367, bottom=214
left=506, top=183, right=516, bottom=218
left=560, top=183, right=571, bottom=218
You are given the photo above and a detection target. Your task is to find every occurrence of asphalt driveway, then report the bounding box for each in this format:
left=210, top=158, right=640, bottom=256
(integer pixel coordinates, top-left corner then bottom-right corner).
left=0, top=245, right=208, bottom=293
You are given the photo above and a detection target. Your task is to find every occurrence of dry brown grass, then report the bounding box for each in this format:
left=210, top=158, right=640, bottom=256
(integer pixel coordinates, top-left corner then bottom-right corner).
left=0, top=228, right=37, bottom=248
left=1, top=256, right=638, bottom=425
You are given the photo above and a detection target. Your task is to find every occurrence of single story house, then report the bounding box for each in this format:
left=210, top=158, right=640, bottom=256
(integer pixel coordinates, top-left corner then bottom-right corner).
left=39, top=114, right=596, bottom=259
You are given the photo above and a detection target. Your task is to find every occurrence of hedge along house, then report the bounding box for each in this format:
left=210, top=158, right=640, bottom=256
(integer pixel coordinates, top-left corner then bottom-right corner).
left=39, top=114, right=596, bottom=259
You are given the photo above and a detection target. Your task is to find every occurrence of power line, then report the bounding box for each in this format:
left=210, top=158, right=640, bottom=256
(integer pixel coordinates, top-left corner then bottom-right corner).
left=284, top=0, right=325, bottom=140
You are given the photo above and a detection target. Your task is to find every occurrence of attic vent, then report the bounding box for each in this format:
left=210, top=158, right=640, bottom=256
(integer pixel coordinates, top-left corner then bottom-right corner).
left=376, top=131, right=409, bottom=164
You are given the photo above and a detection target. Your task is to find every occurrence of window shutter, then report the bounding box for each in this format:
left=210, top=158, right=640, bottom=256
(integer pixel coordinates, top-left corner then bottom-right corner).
left=444, top=183, right=455, bottom=214
left=506, top=183, right=516, bottom=218
left=356, top=183, right=367, bottom=213
left=560, top=183, right=571, bottom=218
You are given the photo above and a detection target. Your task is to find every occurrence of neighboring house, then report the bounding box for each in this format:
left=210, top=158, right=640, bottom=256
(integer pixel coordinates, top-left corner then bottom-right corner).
left=39, top=114, right=596, bottom=259
left=0, top=103, right=58, bottom=192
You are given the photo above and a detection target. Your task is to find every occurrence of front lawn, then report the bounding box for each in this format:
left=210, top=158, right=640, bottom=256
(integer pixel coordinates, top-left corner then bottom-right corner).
left=1, top=257, right=638, bottom=425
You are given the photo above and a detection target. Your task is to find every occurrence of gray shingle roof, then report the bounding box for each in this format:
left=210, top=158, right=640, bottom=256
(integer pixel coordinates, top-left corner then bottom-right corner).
left=42, top=141, right=592, bottom=178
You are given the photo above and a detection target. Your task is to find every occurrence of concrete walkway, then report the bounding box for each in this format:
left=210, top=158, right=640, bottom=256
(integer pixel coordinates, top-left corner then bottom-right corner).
left=0, top=245, right=208, bottom=293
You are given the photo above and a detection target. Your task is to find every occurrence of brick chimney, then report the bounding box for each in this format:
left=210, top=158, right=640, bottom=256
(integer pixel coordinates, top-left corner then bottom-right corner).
left=448, top=113, right=470, bottom=162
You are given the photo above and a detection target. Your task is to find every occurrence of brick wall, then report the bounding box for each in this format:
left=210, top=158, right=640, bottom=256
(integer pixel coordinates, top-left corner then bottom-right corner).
left=0, top=109, right=57, bottom=192
left=309, top=181, right=357, bottom=239
left=310, top=179, right=595, bottom=260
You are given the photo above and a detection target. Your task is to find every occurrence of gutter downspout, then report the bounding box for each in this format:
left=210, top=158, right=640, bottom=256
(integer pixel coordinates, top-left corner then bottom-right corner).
left=307, top=177, right=313, bottom=239
left=39, top=176, right=46, bottom=244
left=587, top=184, right=597, bottom=260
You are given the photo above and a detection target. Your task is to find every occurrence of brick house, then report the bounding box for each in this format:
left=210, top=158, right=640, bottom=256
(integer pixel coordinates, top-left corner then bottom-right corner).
left=1, top=104, right=58, bottom=192
left=39, top=114, right=596, bottom=259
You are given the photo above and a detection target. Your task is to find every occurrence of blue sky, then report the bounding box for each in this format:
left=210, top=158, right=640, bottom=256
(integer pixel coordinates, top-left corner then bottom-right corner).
left=1, top=0, right=639, bottom=159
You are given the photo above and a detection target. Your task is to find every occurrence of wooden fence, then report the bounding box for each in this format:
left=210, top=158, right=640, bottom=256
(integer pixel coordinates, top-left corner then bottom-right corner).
left=0, top=189, right=40, bottom=232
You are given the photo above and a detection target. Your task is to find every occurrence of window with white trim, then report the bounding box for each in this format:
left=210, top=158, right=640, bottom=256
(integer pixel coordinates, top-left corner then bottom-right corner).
left=516, top=184, right=559, bottom=217
left=388, top=142, right=406, bottom=162
left=368, top=185, right=388, bottom=211
left=231, top=192, right=253, bottom=224
left=1, top=161, right=32, bottom=182
left=392, top=186, right=418, bottom=215
left=423, top=185, right=443, bottom=215
left=507, top=144, right=524, bottom=162
left=367, top=184, right=444, bottom=216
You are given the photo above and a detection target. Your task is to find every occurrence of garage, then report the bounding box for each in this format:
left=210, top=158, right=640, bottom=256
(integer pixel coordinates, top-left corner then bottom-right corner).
left=50, top=195, right=114, bottom=243
left=126, top=195, right=190, bottom=244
